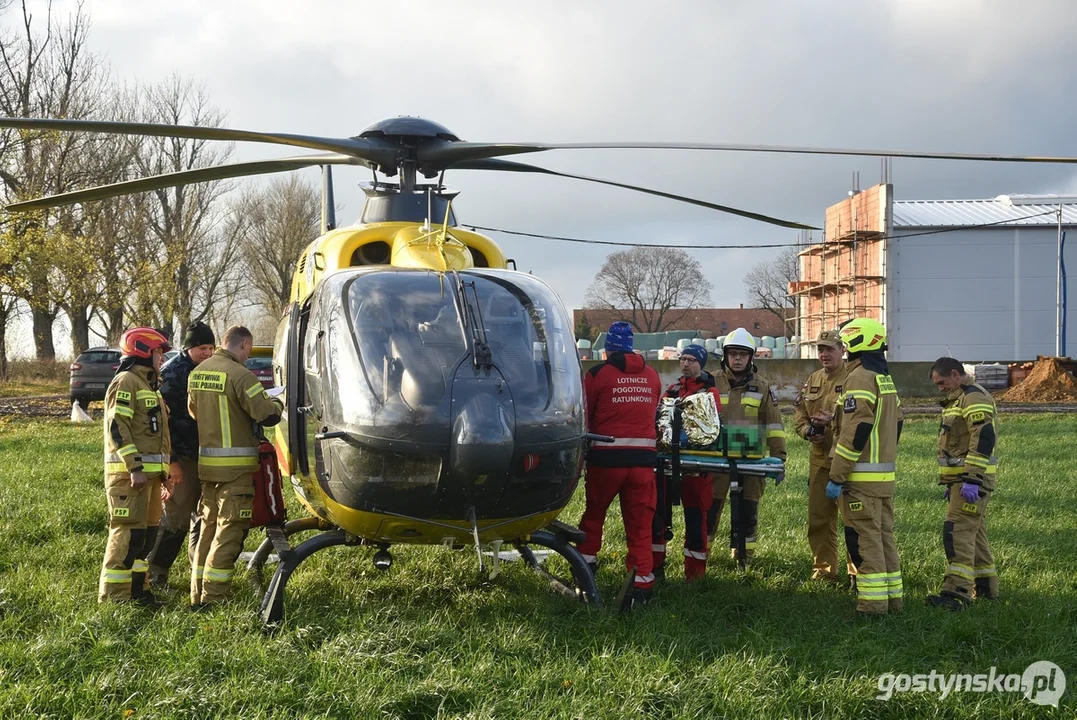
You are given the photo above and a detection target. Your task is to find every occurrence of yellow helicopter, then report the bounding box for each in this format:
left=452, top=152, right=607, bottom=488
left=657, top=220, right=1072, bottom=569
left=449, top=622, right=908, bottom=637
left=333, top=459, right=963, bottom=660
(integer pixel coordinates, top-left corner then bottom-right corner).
left=1, top=114, right=1065, bottom=624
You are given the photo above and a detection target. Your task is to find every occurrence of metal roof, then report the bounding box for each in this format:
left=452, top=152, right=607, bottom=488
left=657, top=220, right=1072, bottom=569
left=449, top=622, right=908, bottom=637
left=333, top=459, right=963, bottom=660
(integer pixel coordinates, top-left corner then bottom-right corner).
left=892, top=199, right=1077, bottom=228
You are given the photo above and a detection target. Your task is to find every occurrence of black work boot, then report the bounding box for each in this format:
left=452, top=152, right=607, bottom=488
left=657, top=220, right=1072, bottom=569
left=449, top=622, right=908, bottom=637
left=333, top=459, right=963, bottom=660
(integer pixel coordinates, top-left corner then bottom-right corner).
left=927, top=589, right=970, bottom=611
left=653, top=565, right=666, bottom=584
left=131, top=572, right=166, bottom=610
left=619, top=587, right=653, bottom=613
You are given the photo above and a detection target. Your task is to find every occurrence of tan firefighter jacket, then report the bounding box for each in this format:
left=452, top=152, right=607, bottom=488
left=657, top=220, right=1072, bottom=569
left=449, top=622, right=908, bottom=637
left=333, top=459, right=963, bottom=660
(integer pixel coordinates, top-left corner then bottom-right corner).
left=937, top=382, right=998, bottom=491
left=830, top=358, right=901, bottom=498
left=188, top=347, right=283, bottom=484
left=713, top=366, right=787, bottom=460
left=793, top=363, right=848, bottom=468
left=104, top=363, right=170, bottom=478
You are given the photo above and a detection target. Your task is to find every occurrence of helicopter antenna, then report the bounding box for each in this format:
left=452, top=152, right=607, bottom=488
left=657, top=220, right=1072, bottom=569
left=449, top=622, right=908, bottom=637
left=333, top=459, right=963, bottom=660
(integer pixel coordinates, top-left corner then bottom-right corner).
left=424, top=186, right=432, bottom=232
left=321, top=165, right=336, bottom=233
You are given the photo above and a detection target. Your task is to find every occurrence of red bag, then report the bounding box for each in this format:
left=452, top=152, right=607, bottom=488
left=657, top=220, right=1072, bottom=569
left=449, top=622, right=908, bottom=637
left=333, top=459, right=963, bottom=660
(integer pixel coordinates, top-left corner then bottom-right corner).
left=251, top=440, right=286, bottom=528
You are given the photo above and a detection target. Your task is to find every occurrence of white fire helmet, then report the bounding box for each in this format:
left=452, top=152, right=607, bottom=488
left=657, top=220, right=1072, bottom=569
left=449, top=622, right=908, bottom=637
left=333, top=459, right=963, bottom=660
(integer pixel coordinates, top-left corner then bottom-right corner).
left=723, top=328, right=757, bottom=353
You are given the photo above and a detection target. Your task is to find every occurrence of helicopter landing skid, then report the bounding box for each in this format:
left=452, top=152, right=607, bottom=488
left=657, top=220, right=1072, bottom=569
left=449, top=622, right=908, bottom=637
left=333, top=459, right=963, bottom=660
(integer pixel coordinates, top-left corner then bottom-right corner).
left=247, top=516, right=330, bottom=595
left=259, top=527, right=365, bottom=628
left=514, top=521, right=601, bottom=607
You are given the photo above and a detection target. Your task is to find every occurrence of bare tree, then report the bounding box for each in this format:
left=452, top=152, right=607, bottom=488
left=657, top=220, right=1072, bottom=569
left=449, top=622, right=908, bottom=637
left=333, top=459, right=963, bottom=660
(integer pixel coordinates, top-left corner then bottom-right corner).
left=0, top=0, right=116, bottom=359
left=133, top=75, right=234, bottom=338
left=743, top=247, right=799, bottom=336
left=584, top=246, right=711, bottom=333
left=234, top=175, right=320, bottom=319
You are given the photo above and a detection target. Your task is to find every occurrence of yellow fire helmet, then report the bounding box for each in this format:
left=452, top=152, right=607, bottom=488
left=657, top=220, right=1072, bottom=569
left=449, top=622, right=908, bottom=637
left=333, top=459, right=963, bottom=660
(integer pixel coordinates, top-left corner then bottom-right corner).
left=839, top=317, right=887, bottom=354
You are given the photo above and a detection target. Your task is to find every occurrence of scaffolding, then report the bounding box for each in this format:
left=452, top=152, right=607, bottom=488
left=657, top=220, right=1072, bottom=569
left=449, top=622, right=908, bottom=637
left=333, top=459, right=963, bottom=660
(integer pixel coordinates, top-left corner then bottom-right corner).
left=789, top=183, right=891, bottom=356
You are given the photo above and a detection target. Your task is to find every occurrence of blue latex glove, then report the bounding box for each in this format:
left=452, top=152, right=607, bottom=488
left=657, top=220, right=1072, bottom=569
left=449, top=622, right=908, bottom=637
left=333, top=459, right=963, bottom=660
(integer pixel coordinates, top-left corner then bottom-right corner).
left=678, top=429, right=689, bottom=447
left=774, top=468, right=785, bottom=485
left=825, top=480, right=842, bottom=501
left=960, top=482, right=980, bottom=503
left=943, top=486, right=950, bottom=502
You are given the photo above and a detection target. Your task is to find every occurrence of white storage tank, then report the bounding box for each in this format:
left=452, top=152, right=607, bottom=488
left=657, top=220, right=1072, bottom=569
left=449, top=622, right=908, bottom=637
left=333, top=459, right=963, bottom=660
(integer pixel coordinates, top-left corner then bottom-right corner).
left=761, top=336, right=776, bottom=349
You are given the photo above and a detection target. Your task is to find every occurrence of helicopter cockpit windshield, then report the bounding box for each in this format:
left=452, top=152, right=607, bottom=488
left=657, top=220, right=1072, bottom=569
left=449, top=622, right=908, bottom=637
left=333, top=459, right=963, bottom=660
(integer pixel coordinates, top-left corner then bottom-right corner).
left=338, top=270, right=579, bottom=438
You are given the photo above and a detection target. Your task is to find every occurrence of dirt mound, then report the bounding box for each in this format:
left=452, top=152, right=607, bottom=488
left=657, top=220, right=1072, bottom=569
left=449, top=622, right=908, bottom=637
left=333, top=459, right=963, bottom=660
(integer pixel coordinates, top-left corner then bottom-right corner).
left=996, top=358, right=1077, bottom=403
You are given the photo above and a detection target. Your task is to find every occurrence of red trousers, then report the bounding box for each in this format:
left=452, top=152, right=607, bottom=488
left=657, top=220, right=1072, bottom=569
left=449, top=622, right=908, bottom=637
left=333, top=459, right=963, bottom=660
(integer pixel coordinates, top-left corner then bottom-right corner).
left=652, top=474, right=712, bottom=580
left=577, top=464, right=657, bottom=589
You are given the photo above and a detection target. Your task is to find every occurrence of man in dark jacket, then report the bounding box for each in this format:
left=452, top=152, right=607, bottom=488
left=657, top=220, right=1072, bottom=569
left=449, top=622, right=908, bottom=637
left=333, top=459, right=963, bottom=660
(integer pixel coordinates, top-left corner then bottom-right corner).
left=577, top=322, right=662, bottom=610
left=146, top=322, right=215, bottom=591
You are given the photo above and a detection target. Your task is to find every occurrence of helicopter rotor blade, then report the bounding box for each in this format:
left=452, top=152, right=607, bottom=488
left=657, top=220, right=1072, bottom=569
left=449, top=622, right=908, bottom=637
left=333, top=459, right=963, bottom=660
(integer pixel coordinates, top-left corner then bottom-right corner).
left=452, top=158, right=816, bottom=230
left=0, top=117, right=398, bottom=165
left=424, top=140, right=1077, bottom=168
left=4, top=153, right=364, bottom=212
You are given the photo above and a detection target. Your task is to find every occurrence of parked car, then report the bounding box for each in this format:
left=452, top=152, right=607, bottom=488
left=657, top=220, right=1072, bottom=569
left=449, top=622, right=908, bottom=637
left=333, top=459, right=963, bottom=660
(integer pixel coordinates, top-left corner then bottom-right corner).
left=246, top=345, right=274, bottom=389
left=163, top=348, right=180, bottom=364
left=69, top=347, right=121, bottom=409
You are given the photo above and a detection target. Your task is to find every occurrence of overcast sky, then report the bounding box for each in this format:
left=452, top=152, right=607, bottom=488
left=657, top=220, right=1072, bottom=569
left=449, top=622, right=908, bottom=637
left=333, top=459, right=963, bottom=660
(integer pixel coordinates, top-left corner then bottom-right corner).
left=9, top=0, right=1077, bottom=352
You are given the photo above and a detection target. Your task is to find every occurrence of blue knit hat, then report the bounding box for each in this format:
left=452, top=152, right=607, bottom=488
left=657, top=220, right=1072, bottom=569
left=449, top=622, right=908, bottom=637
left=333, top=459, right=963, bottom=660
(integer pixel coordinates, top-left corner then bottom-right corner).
left=681, top=344, right=707, bottom=368
left=604, top=321, right=634, bottom=353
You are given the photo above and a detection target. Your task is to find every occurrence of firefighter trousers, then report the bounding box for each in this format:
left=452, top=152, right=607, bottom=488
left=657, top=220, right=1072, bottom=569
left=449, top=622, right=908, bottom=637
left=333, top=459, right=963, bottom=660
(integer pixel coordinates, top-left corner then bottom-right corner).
left=709, top=473, right=765, bottom=566
left=99, top=473, right=164, bottom=603
left=577, top=464, right=656, bottom=590
left=191, top=478, right=254, bottom=606
left=841, top=488, right=902, bottom=614
left=652, top=474, right=711, bottom=580
left=807, top=463, right=855, bottom=581
left=941, top=487, right=997, bottom=601
left=147, top=457, right=201, bottom=584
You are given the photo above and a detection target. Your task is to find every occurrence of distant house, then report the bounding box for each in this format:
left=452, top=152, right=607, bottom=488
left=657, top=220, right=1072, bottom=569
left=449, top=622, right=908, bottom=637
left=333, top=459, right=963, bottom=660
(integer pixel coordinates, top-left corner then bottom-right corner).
left=574, top=306, right=792, bottom=340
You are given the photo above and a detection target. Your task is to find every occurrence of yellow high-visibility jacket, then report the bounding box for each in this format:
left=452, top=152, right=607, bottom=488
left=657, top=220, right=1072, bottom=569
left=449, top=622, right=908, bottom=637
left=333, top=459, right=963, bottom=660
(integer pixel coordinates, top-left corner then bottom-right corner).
left=188, top=348, right=282, bottom=484
left=103, top=363, right=170, bottom=478
left=713, top=367, right=787, bottom=460
left=830, top=359, right=901, bottom=497
left=938, top=382, right=998, bottom=491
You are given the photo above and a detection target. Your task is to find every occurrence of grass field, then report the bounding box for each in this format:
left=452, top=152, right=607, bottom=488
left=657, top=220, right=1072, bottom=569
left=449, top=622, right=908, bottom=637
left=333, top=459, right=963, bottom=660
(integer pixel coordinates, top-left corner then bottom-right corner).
left=0, top=413, right=1074, bottom=718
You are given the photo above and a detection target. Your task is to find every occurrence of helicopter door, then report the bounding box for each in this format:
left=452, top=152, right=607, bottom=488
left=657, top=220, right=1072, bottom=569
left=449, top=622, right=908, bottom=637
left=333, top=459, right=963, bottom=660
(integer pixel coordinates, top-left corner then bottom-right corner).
left=285, top=300, right=310, bottom=475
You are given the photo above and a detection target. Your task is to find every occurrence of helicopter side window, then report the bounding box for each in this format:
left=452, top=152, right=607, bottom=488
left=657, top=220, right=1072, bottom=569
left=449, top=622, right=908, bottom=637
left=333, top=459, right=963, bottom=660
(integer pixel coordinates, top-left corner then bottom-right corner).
left=482, top=291, right=544, bottom=401
left=351, top=296, right=396, bottom=403
left=347, top=273, right=468, bottom=410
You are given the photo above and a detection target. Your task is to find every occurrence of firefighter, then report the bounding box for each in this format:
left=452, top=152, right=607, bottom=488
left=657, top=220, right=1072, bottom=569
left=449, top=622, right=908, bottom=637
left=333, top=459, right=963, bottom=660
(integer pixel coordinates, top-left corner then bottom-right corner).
left=146, top=321, right=216, bottom=592
left=792, top=329, right=851, bottom=584
left=653, top=343, right=724, bottom=581
left=99, top=327, right=173, bottom=607
left=708, top=328, right=787, bottom=568
left=187, top=325, right=283, bottom=609
left=927, top=357, right=999, bottom=610
left=825, top=317, right=903, bottom=616
left=577, top=322, right=662, bottom=610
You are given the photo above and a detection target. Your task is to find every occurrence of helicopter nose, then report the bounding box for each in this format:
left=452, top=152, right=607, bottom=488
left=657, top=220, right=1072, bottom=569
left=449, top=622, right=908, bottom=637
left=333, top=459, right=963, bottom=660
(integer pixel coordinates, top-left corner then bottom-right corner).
left=450, top=391, right=514, bottom=480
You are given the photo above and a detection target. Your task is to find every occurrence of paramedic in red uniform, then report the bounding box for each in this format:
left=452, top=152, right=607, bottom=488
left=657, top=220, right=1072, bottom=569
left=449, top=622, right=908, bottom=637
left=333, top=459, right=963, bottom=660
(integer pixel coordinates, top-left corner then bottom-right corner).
left=576, top=321, right=662, bottom=611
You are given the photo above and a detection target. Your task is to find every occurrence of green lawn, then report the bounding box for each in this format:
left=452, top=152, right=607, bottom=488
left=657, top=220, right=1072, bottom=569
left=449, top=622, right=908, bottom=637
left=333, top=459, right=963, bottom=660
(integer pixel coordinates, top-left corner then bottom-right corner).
left=0, top=414, right=1073, bottom=718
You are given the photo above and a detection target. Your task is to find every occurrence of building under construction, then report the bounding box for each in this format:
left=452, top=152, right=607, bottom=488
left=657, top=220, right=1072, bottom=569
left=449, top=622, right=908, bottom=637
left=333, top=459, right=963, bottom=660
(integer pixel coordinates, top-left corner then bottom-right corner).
left=790, top=183, right=1077, bottom=361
